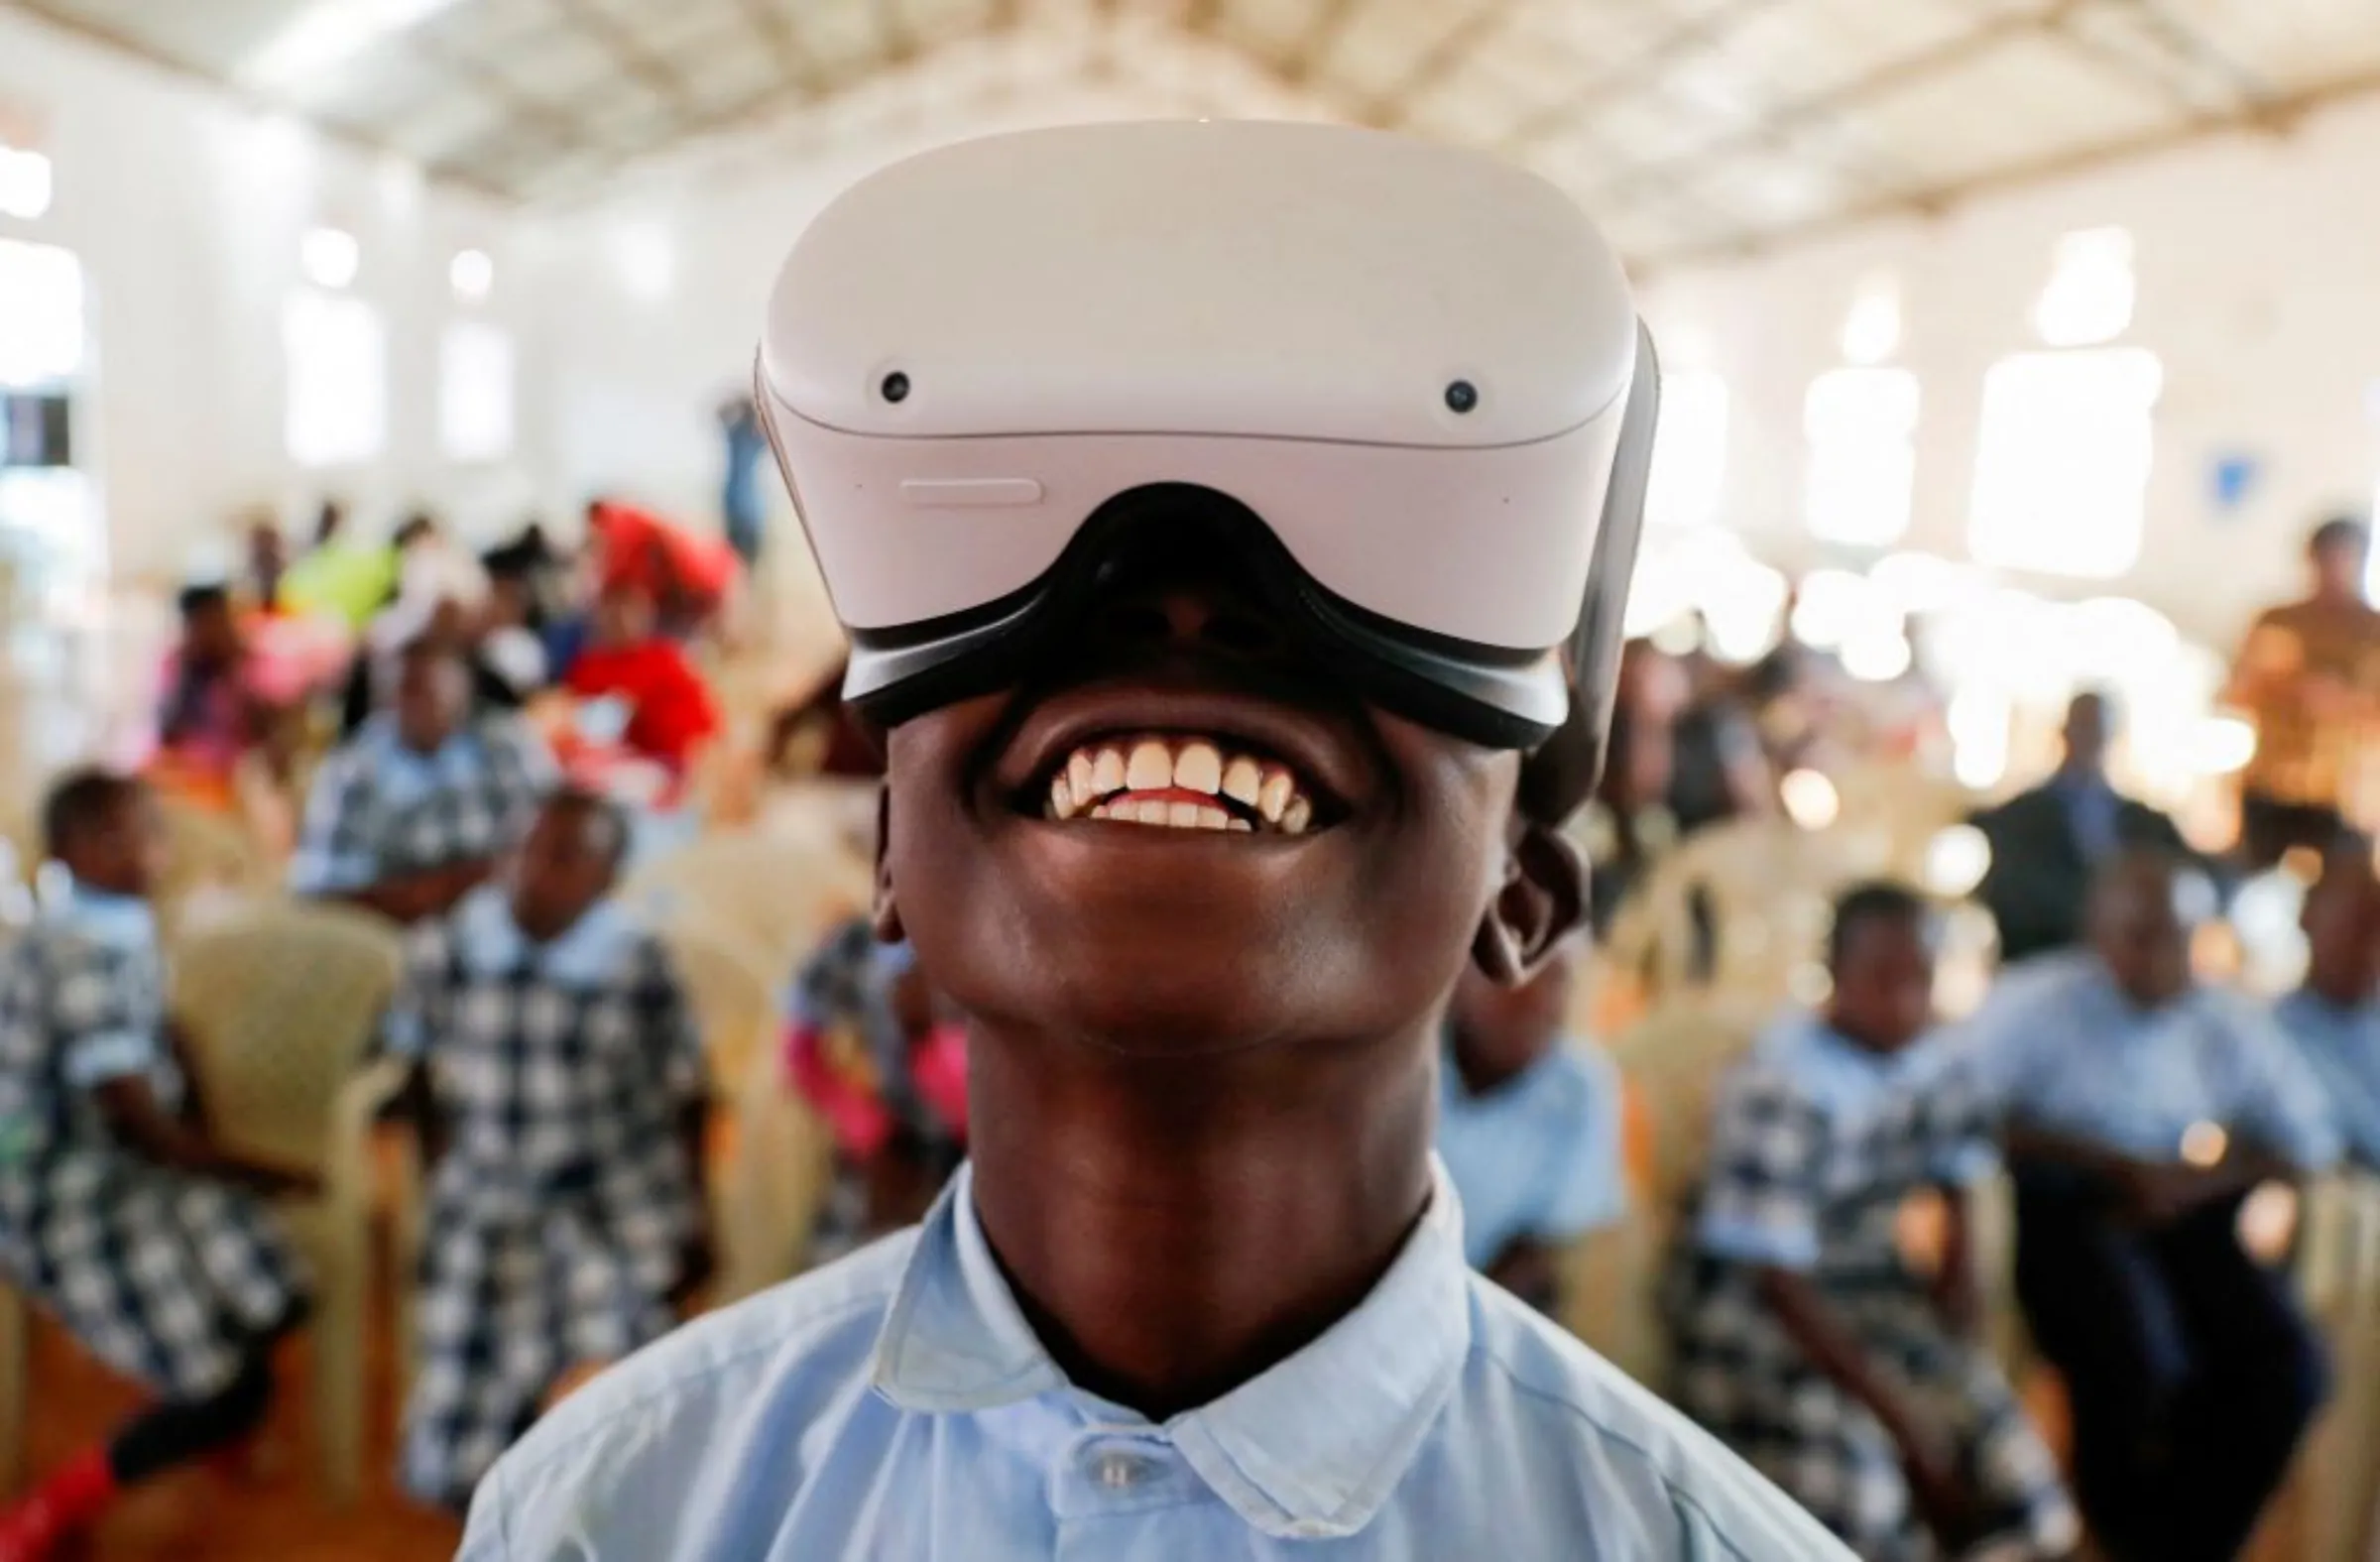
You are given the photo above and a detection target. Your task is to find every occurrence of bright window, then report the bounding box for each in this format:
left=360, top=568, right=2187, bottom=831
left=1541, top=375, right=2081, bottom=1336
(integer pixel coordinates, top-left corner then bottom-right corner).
left=2033, top=227, right=2135, bottom=348
left=438, top=321, right=514, bottom=462
left=0, top=146, right=52, bottom=221
left=1646, top=370, right=1727, bottom=529
left=1804, top=367, right=1919, bottom=545
left=283, top=290, right=386, bottom=468
left=0, top=239, right=81, bottom=386
left=1968, top=347, right=2163, bottom=577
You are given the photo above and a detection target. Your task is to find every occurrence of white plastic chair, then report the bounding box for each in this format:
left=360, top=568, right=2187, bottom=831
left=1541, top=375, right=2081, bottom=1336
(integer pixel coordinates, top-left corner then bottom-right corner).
left=1565, top=996, right=1766, bottom=1383
left=619, top=813, right=872, bottom=978
left=171, top=901, right=404, bottom=1505
left=716, top=1034, right=839, bottom=1303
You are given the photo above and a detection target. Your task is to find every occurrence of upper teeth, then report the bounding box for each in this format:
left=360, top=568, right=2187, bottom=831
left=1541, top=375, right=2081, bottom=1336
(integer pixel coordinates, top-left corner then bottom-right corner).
left=1047, top=736, right=1315, bottom=834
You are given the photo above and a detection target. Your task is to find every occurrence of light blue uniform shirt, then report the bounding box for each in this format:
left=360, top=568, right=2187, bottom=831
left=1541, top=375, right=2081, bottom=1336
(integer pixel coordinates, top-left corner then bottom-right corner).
left=1960, top=953, right=2342, bottom=1170
left=2273, top=988, right=2380, bottom=1168
left=1437, top=1034, right=1625, bottom=1269
left=463, top=1161, right=1850, bottom=1560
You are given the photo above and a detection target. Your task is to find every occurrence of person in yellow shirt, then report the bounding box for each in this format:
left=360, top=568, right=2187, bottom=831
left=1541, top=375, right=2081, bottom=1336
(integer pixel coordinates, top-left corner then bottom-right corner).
left=2229, top=515, right=2380, bottom=868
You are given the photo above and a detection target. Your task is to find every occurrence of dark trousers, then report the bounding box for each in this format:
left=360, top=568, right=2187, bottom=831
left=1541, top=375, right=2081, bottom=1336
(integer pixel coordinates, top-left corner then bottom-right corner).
left=2013, top=1176, right=2327, bottom=1562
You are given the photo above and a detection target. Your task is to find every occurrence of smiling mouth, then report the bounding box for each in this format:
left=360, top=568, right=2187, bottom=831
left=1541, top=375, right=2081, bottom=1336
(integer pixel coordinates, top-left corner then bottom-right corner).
left=1039, top=734, right=1319, bottom=835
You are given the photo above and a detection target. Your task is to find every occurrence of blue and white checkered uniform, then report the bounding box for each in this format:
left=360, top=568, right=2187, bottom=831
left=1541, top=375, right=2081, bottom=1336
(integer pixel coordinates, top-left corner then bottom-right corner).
left=1961, top=952, right=2342, bottom=1170
left=384, top=886, right=708, bottom=1509
left=1671, top=1014, right=2078, bottom=1560
left=289, top=714, right=554, bottom=897
left=0, top=888, right=305, bottom=1399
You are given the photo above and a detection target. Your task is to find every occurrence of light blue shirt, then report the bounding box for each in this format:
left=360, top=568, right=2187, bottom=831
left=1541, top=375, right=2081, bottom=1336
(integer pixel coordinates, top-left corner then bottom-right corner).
left=2274, top=988, right=2380, bottom=1168
left=1960, top=953, right=2342, bottom=1170
left=380, top=887, right=645, bottom=1058
left=463, top=1162, right=1850, bottom=1559
left=1438, top=1035, right=1625, bottom=1269
left=49, top=885, right=166, bottom=1089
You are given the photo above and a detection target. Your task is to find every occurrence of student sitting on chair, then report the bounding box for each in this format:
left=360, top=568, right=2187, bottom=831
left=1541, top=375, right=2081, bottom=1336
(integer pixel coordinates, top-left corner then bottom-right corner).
left=1672, top=882, right=2080, bottom=1561
left=290, top=639, right=554, bottom=923
left=1967, top=848, right=2340, bottom=1562
left=1436, top=934, right=1624, bottom=1312
left=383, top=786, right=711, bottom=1510
left=0, top=771, right=315, bottom=1562
left=2273, top=835, right=2380, bottom=1167
left=781, top=918, right=968, bottom=1268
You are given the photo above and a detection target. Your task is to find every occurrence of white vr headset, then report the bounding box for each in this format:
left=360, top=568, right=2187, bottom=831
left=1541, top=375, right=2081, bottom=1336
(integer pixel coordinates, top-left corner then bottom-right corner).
left=757, top=120, right=1658, bottom=824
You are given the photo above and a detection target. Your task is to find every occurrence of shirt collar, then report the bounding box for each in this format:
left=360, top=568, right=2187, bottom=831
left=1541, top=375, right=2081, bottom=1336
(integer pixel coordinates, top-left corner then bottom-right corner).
left=53, top=882, right=157, bottom=950
left=871, top=1158, right=1475, bottom=1541
left=453, top=885, right=641, bottom=987
left=361, top=714, right=486, bottom=804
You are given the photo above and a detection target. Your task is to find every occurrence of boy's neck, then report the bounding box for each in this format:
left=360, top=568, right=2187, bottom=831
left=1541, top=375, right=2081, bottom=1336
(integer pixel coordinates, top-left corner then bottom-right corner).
left=966, top=1020, right=1436, bottom=1421
left=1448, top=1029, right=1531, bottom=1097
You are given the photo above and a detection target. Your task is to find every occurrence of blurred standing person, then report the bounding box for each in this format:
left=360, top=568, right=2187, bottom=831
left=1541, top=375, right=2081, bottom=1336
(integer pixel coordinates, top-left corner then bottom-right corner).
left=1970, top=690, right=2190, bottom=964
left=2229, top=515, right=2380, bottom=869
left=719, top=395, right=770, bottom=571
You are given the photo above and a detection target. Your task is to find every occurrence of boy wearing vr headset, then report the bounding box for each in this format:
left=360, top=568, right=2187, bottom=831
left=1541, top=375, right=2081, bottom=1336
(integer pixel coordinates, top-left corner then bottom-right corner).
left=461, top=122, right=1844, bottom=1558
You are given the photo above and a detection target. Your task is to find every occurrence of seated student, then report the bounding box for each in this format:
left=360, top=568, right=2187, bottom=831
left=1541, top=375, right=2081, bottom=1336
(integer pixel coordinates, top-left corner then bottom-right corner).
left=291, top=640, right=554, bottom=922
left=1436, top=937, right=1625, bottom=1311
left=151, top=584, right=292, bottom=806
left=781, top=918, right=968, bottom=1267
left=461, top=123, right=1846, bottom=1560
left=1673, top=883, right=2080, bottom=1561
left=1968, top=848, right=2340, bottom=1562
left=0, top=772, right=315, bottom=1561
left=383, top=787, right=711, bottom=1510
left=563, top=583, right=722, bottom=777
left=2274, top=837, right=2380, bottom=1165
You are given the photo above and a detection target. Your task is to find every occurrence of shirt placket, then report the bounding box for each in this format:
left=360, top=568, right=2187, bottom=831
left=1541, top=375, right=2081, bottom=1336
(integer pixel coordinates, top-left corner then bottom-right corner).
left=1048, top=1423, right=1205, bottom=1554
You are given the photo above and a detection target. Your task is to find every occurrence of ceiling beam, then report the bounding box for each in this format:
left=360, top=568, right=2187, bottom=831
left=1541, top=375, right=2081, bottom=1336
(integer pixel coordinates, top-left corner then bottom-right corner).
left=1583, top=0, right=2084, bottom=207
left=554, top=0, right=697, bottom=113
left=739, top=0, right=828, bottom=96
left=1278, top=0, right=1367, bottom=85
left=2046, top=1, right=2268, bottom=121
left=1640, top=63, right=2380, bottom=274
left=404, top=27, right=592, bottom=159
left=0, top=0, right=510, bottom=198
left=876, top=0, right=921, bottom=65
left=1495, top=0, right=1788, bottom=154
left=1365, top=0, right=1524, bottom=118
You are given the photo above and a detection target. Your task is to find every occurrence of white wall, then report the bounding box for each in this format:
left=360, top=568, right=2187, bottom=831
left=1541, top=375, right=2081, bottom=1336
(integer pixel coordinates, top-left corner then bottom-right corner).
left=523, top=21, right=1328, bottom=534
left=1636, top=95, right=2380, bottom=650
left=0, top=7, right=541, bottom=581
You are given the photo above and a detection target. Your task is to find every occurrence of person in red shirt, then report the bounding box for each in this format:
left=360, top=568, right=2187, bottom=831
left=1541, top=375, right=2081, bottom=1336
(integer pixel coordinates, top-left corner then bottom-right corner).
left=564, top=583, right=722, bottom=775
left=584, top=498, right=740, bottom=638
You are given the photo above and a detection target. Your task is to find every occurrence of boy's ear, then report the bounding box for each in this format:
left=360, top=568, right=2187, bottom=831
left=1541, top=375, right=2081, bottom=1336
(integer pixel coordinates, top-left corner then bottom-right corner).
left=1472, top=818, right=1587, bottom=987
left=870, top=783, right=905, bottom=945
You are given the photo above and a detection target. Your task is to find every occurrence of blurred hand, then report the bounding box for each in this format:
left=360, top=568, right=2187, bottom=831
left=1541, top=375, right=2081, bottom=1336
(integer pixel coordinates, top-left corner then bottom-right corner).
left=1897, top=1433, right=1978, bottom=1549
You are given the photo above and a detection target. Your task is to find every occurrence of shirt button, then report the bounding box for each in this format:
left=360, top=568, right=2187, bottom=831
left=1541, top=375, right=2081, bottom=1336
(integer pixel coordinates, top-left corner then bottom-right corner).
left=1088, top=1450, right=1154, bottom=1490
